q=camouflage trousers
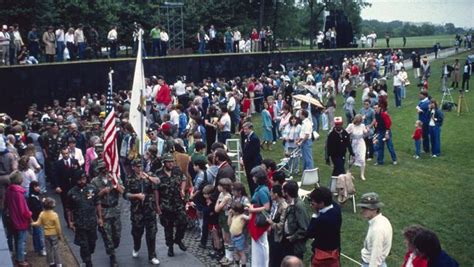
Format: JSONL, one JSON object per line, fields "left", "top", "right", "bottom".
{"left": 98, "top": 215, "right": 121, "bottom": 256}
{"left": 131, "top": 213, "right": 157, "bottom": 260}
{"left": 159, "top": 210, "right": 187, "bottom": 247}
{"left": 74, "top": 228, "right": 97, "bottom": 263}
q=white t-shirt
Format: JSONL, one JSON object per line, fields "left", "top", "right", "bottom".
{"left": 169, "top": 110, "right": 179, "bottom": 126}
{"left": 299, "top": 117, "right": 313, "bottom": 139}
{"left": 227, "top": 96, "right": 236, "bottom": 112}
{"left": 220, "top": 113, "right": 231, "bottom": 132}
{"left": 174, "top": 81, "right": 186, "bottom": 96}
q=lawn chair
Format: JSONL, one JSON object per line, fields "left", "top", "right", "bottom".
{"left": 329, "top": 173, "right": 357, "bottom": 213}
{"left": 297, "top": 168, "right": 320, "bottom": 200}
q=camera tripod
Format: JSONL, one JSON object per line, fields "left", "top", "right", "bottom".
{"left": 441, "top": 86, "right": 454, "bottom": 107}
{"left": 457, "top": 91, "right": 469, "bottom": 116}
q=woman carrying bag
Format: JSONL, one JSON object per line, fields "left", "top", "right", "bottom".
{"left": 247, "top": 166, "right": 271, "bottom": 267}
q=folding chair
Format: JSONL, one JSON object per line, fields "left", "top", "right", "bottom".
{"left": 329, "top": 175, "right": 356, "bottom": 213}
{"left": 297, "top": 168, "right": 320, "bottom": 200}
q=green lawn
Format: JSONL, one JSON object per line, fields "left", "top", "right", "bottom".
{"left": 284, "top": 34, "right": 456, "bottom": 50}
{"left": 245, "top": 51, "right": 474, "bottom": 265}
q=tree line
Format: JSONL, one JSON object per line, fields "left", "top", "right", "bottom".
{"left": 0, "top": 0, "right": 368, "bottom": 49}
{"left": 360, "top": 19, "right": 468, "bottom": 38}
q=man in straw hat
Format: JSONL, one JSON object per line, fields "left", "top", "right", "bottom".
{"left": 357, "top": 192, "right": 392, "bottom": 267}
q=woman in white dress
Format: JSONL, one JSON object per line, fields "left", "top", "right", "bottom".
{"left": 346, "top": 114, "right": 368, "bottom": 180}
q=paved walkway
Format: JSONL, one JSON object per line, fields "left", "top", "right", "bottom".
{"left": 52, "top": 193, "right": 207, "bottom": 267}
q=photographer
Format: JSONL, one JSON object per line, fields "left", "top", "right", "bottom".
{"left": 132, "top": 23, "right": 146, "bottom": 57}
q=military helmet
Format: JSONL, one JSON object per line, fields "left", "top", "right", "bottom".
{"left": 96, "top": 158, "right": 106, "bottom": 170}
{"left": 131, "top": 158, "right": 142, "bottom": 166}
{"left": 162, "top": 153, "right": 174, "bottom": 162}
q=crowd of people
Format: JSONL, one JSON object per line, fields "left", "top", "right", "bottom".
{"left": 0, "top": 45, "right": 463, "bottom": 267}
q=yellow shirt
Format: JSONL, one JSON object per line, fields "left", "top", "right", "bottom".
{"left": 32, "top": 210, "right": 62, "bottom": 237}
{"left": 229, "top": 214, "right": 247, "bottom": 236}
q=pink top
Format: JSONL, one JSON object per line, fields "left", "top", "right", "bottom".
{"left": 5, "top": 184, "right": 32, "bottom": 230}
{"left": 85, "top": 147, "right": 97, "bottom": 176}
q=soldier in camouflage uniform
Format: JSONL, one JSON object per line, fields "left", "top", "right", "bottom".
{"left": 155, "top": 153, "right": 188, "bottom": 257}
{"left": 124, "top": 158, "right": 161, "bottom": 265}
{"left": 43, "top": 122, "right": 63, "bottom": 183}
{"left": 91, "top": 159, "right": 123, "bottom": 267}
{"left": 88, "top": 143, "right": 104, "bottom": 179}
{"left": 67, "top": 169, "right": 103, "bottom": 267}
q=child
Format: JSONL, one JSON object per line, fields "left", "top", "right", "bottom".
{"left": 231, "top": 182, "right": 250, "bottom": 208}
{"left": 412, "top": 120, "right": 423, "bottom": 159}
{"left": 202, "top": 185, "right": 221, "bottom": 258}
{"left": 27, "top": 181, "right": 46, "bottom": 256}
{"left": 32, "top": 197, "right": 62, "bottom": 267}
{"left": 215, "top": 178, "right": 233, "bottom": 265}
{"left": 227, "top": 203, "right": 249, "bottom": 267}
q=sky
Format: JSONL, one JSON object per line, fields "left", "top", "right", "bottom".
{"left": 360, "top": 0, "right": 474, "bottom": 29}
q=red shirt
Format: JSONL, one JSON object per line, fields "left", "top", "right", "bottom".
{"left": 251, "top": 32, "right": 259, "bottom": 41}
{"left": 242, "top": 98, "right": 251, "bottom": 113}
{"left": 412, "top": 127, "right": 422, "bottom": 140}
{"left": 248, "top": 82, "right": 255, "bottom": 92}
{"left": 380, "top": 111, "right": 392, "bottom": 130}
{"left": 155, "top": 83, "right": 172, "bottom": 105}
{"left": 350, "top": 65, "right": 360, "bottom": 75}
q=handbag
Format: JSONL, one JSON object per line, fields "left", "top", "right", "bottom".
{"left": 255, "top": 210, "right": 270, "bottom": 227}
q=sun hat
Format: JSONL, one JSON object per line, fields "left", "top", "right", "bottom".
{"left": 357, "top": 192, "right": 384, "bottom": 209}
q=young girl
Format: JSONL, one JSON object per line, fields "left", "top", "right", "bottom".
{"left": 282, "top": 115, "right": 301, "bottom": 174}
{"left": 227, "top": 203, "right": 249, "bottom": 267}
{"left": 215, "top": 178, "right": 233, "bottom": 265}
{"left": 27, "top": 181, "right": 45, "bottom": 256}
{"left": 231, "top": 182, "right": 250, "bottom": 208}
{"left": 32, "top": 197, "right": 62, "bottom": 267}
{"left": 412, "top": 120, "right": 423, "bottom": 159}
{"left": 19, "top": 155, "right": 37, "bottom": 194}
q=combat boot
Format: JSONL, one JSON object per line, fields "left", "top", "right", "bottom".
{"left": 175, "top": 241, "right": 187, "bottom": 251}
{"left": 110, "top": 255, "right": 118, "bottom": 267}
{"left": 167, "top": 246, "right": 174, "bottom": 257}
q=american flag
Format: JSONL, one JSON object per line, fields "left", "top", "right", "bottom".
{"left": 103, "top": 70, "right": 120, "bottom": 185}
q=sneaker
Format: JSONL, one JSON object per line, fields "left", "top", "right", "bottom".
{"left": 41, "top": 249, "right": 47, "bottom": 256}
{"left": 367, "top": 158, "right": 372, "bottom": 161}
{"left": 150, "top": 257, "right": 160, "bottom": 265}
{"left": 132, "top": 250, "right": 139, "bottom": 258}
{"left": 272, "top": 141, "right": 276, "bottom": 145}
{"left": 393, "top": 161, "right": 398, "bottom": 165}
{"left": 414, "top": 155, "right": 420, "bottom": 159}
{"left": 432, "top": 155, "right": 438, "bottom": 158}
{"left": 219, "top": 257, "right": 232, "bottom": 265}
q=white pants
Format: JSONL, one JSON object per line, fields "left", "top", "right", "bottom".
{"left": 251, "top": 232, "right": 269, "bottom": 267}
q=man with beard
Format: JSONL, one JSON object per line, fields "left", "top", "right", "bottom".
{"left": 67, "top": 170, "right": 103, "bottom": 267}
{"left": 325, "top": 117, "right": 354, "bottom": 176}
{"left": 155, "top": 153, "right": 188, "bottom": 257}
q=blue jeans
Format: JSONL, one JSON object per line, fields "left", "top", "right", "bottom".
{"left": 301, "top": 140, "right": 314, "bottom": 171}
{"left": 225, "top": 41, "right": 233, "bottom": 53}
{"left": 32, "top": 226, "right": 45, "bottom": 252}
{"left": 198, "top": 40, "right": 206, "bottom": 54}
{"left": 415, "top": 139, "right": 421, "bottom": 156}
{"left": 429, "top": 125, "right": 441, "bottom": 156}
{"left": 422, "top": 124, "right": 430, "bottom": 153}
{"left": 312, "top": 113, "right": 321, "bottom": 133}
{"left": 77, "top": 42, "right": 86, "bottom": 59}
{"left": 152, "top": 39, "right": 161, "bottom": 56}
{"left": 401, "top": 85, "right": 406, "bottom": 98}
{"left": 376, "top": 131, "right": 397, "bottom": 164}
{"left": 394, "top": 86, "right": 401, "bottom": 107}
{"left": 56, "top": 41, "right": 65, "bottom": 62}
{"left": 15, "top": 230, "right": 28, "bottom": 262}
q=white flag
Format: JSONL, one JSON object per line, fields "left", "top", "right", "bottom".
{"left": 129, "top": 30, "right": 147, "bottom": 155}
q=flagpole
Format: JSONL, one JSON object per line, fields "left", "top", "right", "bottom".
{"left": 139, "top": 30, "right": 145, "bottom": 156}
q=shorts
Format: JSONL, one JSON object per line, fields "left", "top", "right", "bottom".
{"left": 231, "top": 234, "right": 246, "bottom": 251}
{"left": 218, "top": 213, "right": 229, "bottom": 233}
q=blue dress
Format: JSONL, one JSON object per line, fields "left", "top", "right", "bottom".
{"left": 262, "top": 109, "right": 273, "bottom": 141}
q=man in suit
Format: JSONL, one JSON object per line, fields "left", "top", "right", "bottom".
{"left": 214, "top": 148, "right": 235, "bottom": 185}
{"left": 306, "top": 187, "right": 342, "bottom": 266}
{"left": 241, "top": 122, "right": 262, "bottom": 195}
{"left": 53, "top": 146, "right": 80, "bottom": 226}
